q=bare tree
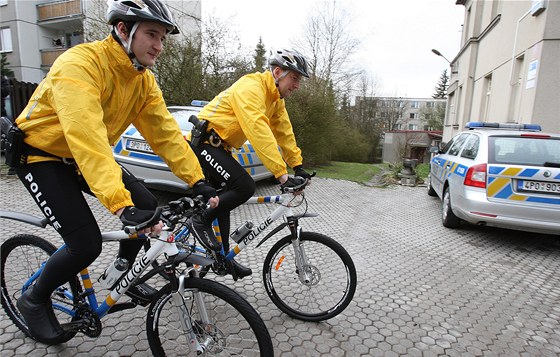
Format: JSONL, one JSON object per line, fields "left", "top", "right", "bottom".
{"left": 296, "top": 2, "right": 361, "bottom": 94}
{"left": 83, "top": 0, "right": 110, "bottom": 42}
{"left": 419, "top": 102, "right": 446, "bottom": 130}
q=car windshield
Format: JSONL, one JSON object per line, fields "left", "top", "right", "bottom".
{"left": 168, "top": 109, "right": 199, "bottom": 131}
{"left": 490, "top": 136, "right": 560, "bottom": 166}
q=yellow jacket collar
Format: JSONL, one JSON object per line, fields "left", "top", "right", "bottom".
{"left": 105, "top": 35, "right": 145, "bottom": 76}
{"left": 265, "top": 70, "right": 282, "bottom": 101}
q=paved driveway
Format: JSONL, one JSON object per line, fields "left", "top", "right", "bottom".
{"left": 1, "top": 169, "right": 559, "bottom": 356}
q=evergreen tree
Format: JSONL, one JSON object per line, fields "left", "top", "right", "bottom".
{"left": 432, "top": 69, "right": 449, "bottom": 99}
{"left": 253, "top": 37, "right": 267, "bottom": 72}
{"left": 1, "top": 53, "right": 14, "bottom": 77}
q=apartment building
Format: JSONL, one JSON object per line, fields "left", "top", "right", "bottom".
{"left": 0, "top": 0, "right": 201, "bottom": 84}
{"left": 353, "top": 96, "right": 446, "bottom": 163}
{"left": 444, "top": 0, "right": 559, "bottom": 142}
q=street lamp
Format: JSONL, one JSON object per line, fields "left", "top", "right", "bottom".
{"left": 431, "top": 49, "right": 451, "bottom": 64}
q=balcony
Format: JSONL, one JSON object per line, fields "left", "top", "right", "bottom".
{"left": 41, "top": 48, "right": 67, "bottom": 68}
{"left": 37, "top": 0, "right": 83, "bottom": 31}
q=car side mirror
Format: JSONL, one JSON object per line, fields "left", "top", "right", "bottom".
{"left": 429, "top": 146, "right": 440, "bottom": 154}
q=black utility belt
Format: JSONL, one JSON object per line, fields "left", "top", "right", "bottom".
{"left": 0, "top": 117, "right": 73, "bottom": 167}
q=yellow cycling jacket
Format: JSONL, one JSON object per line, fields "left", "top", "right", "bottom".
{"left": 15, "top": 35, "right": 204, "bottom": 213}
{"left": 197, "top": 71, "right": 303, "bottom": 178}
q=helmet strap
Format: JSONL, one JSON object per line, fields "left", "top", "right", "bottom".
{"left": 271, "top": 66, "right": 289, "bottom": 88}
{"left": 113, "top": 22, "right": 146, "bottom": 71}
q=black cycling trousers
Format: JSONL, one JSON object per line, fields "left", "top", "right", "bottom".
{"left": 189, "top": 143, "right": 256, "bottom": 251}
{"left": 15, "top": 161, "right": 157, "bottom": 302}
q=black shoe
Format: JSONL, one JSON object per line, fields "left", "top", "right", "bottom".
{"left": 231, "top": 259, "right": 252, "bottom": 279}
{"left": 16, "top": 286, "right": 66, "bottom": 344}
{"left": 125, "top": 282, "right": 157, "bottom": 303}
{"left": 188, "top": 215, "right": 220, "bottom": 251}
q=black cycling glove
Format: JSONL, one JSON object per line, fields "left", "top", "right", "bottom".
{"left": 192, "top": 180, "right": 217, "bottom": 201}
{"left": 294, "top": 165, "right": 312, "bottom": 180}
{"left": 119, "top": 206, "right": 159, "bottom": 227}
{"left": 280, "top": 176, "right": 307, "bottom": 193}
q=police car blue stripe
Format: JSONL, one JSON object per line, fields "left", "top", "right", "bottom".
{"left": 125, "top": 127, "right": 138, "bottom": 135}
{"left": 489, "top": 166, "right": 505, "bottom": 175}
{"left": 555, "top": 173, "right": 560, "bottom": 180}
{"left": 453, "top": 164, "right": 468, "bottom": 177}
{"left": 526, "top": 196, "right": 560, "bottom": 205}
{"left": 236, "top": 154, "right": 246, "bottom": 165}
{"left": 494, "top": 183, "right": 514, "bottom": 199}
{"left": 518, "top": 168, "right": 539, "bottom": 177}
{"left": 114, "top": 140, "right": 123, "bottom": 151}
{"left": 128, "top": 152, "right": 163, "bottom": 162}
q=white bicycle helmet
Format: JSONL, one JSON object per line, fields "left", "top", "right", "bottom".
{"left": 107, "top": 0, "right": 179, "bottom": 34}
{"left": 268, "top": 49, "right": 310, "bottom": 78}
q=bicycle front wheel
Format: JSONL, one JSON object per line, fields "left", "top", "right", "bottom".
{"left": 1, "top": 234, "right": 79, "bottom": 342}
{"left": 147, "top": 278, "right": 273, "bottom": 357}
{"left": 263, "top": 231, "right": 357, "bottom": 321}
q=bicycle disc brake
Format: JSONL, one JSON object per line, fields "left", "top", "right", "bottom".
{"left": 297, "top": 265, "right": 321, "bottom": 286}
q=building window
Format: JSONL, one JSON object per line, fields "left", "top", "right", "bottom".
{"left": 411, "top": 101, "right": 419, "bottom": 109}
{"left": 480, "top": 74, "right": 492, "bottom": 122}
{"left": 409, "top": 113, "right": 417, "bottom": 119}
{"left": 426, "top": 101, "right": 434, "bottom": 108}
{"left": 0, "top": 27, "right": 13, "bottom": 52}
{"left": 408, "top": 124, "right": 418, "bottom": 130}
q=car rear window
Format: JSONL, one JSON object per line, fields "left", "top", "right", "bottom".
{"left": 169, "top": 109, "right": 199, "bottom": 131}
{"left": 490, "top": 136, "right": 560, "bottom": 166}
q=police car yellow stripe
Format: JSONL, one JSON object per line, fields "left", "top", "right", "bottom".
{"left": 487, "top": 165, "right": 560, "bottom": 205}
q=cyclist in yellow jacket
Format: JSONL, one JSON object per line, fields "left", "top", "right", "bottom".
{"left": 14, "top": 0, "right": 218, "bottom": 344}
{"left": 190, "top": 49, "right": 313, "bottom": 279}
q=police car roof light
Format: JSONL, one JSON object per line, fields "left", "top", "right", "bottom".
{"left": 465, "top": 122, "right": 542, "bottom": 131}
{"left": 190, "top": 100, "right": 209, "bottom": 107}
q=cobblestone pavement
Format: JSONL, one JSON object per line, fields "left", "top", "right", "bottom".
{"left": 1, "top": 166, "right": 559, "bottom": 356}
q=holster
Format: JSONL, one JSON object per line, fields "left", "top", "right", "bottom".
{"left": 1, "top": 116, "right": 25, "bottom": 167}
{"left": 189, "top": 115, "right": 210, "bottom": 148}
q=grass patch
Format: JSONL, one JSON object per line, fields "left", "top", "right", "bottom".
{"left": 308, "top": 161, "right": 382, "bottom": 184}
{"left": 415, "top": 163, "right": 430, "bottom": 180}
{"left": 307, "top": 161, "right": 430, "bottom": 184}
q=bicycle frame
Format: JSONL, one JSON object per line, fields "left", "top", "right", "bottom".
{"left": 1, "top": 208, "right": 244, "bottom": 354}
{"left": 21, "top": 230, "right": 180, "bottom": 319}
{"left": 176, "top": 193, "right": 318, "bottom": 273}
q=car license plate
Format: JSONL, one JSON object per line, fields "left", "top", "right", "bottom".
{"left": 125, "top": 139, "right": 153, "bottom": 153}
{"left": 518, "top": 180, "right": 560, "bottom": 194}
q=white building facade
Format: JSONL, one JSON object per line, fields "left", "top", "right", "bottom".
{"left": 0, "top": 0, "right": 201, "bottom": 83}
{"left": 445, "top": 0, "right": 560, "bottom": 142}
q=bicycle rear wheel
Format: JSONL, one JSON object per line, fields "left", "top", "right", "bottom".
{"left": 1, "top": 234, "right": 79, "bottom": 342}
{"left": 147, "top": 278, "right": 273, "bottom": 357}
{"left": 263, "top": 231, "right": 357, "bottom": 321}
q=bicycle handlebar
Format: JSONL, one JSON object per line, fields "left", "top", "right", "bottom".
{"left": 123, "top": 207, "right": 163, "bottom": 234}
{"left": 280, "top": 171, "right": 316, "bottom": 193}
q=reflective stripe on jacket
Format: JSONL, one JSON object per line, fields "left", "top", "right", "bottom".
{"left": 15, "top": 35, "right": 204, "bottom": 213}
{"left": 197, "top": 71, "right": 303, "bottom": 178}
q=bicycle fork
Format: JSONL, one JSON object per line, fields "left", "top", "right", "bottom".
{"left": 171, "top": 274, "right": 214, "bottom": 354}
{"left": 288, "top": 219, "right": 314, "bottom": 286}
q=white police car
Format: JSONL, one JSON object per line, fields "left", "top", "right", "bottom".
{"left": 113, "top": 101, "right": 273, "bottom": 193}
{"left": 428, "top": 122, "right": 560, "bottom": 235}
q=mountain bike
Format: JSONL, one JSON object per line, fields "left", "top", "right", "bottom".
{"left": 0, "top": 198, "right": 274, "bottom": 356}
{"left": 159, "top": 177, "right": 357, "bottom": 322}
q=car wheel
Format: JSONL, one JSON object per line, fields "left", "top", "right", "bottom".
{"left": 427, "top": 175, "right": 437, "bottom": 197}
{"left": 442, "top": 186, "right": 461, "bottom": 228}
